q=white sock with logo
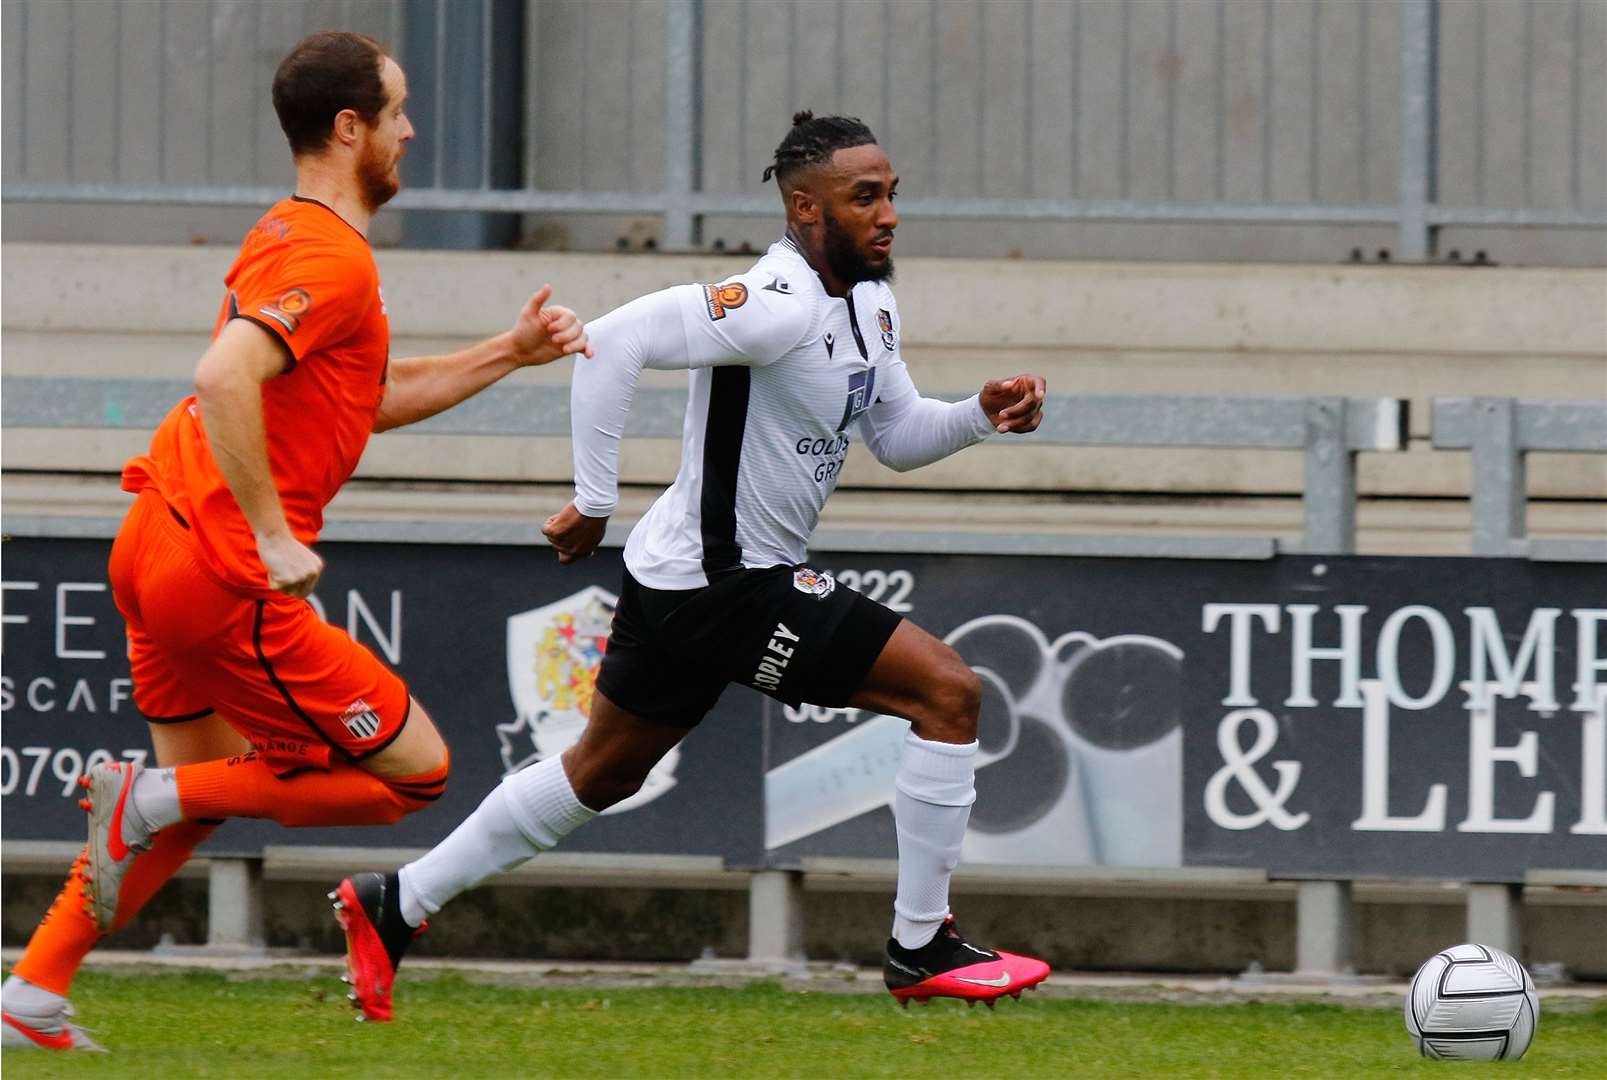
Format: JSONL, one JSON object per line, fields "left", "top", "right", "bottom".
{"left": 890, "top": 732, "right": 978, "bottom": 950}
{"left": 397, "top": 755, "right": 597, "bottom": 928}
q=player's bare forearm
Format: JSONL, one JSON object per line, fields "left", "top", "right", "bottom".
{"left": 373, "top": 335, "right": 522, "bottom": 431}
{"left": 194, "top": 323, "right": 295, "bottom": 544}
{"left": 194, "top": 321, "right": 325, "bottom": 596}
{"left": 375, "top": 288, "right": 590, "bottom": 432}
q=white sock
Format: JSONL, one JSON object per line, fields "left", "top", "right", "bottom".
{"left": 890, "top": 733, "right": 977, "bottom": 950}
{"left": 129, "top": 766, "right": 182, "bottom": 835}
{"left": 397, "top": 755, "right": 596, "bottom": 928}
{"left": 1, "top": 974, "right": 66, "bottom": 1016}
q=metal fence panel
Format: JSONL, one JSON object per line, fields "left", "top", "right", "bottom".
{"left": 1, "top": 0, "right": 1602, "bottom": 260}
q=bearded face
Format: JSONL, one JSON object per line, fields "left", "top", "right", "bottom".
{"left": 821, "top": 207, "right": 895, "bottom": 286}
{"left": 356, "top": 129, "right": 403, "bottom": 212}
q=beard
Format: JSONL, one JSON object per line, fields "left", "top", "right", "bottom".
{"left": 357, "top": 140, "right": 401, "bottom": 212}
{"left": 821, "top": 209, "right": 894, "bottom": 285}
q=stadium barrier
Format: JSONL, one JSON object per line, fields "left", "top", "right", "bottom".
{"left": 1432, "top": 398, "right": 1607, "bottom": 561}
{"left": 4, "top": 392, "right": 1605, "bottom": 977}
{"left": 1, "top": 376, "right": 1407, "bottom": 555}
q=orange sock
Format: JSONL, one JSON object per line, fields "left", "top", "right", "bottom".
{"left": 11, "top": 850, "right": 97, "bottom": 997}
{"left": 175, "top": 756, "right": 448, "bottom": 827}
{"left": 111, "top": 820, "right": 218, "bottom": 932}
{"left": 11, "top": 820, "right": 216, "bottom": 996}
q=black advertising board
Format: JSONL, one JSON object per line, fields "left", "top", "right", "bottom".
{"left": 767, "top": 551, "right": 1605, "bottom": 883}
{"left": 0, "top": 538, "right": 764, "bottom": 864}
{"left": 1177, "top": 556, "right": 1606, "bottom": 881}
{"left": 3, "top": 538, "right": 1603, "bottom": 882}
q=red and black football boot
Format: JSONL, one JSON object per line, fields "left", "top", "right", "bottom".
{"left": 883, "top": 916, "right": 1050, "bottom": 1007}
{"left": 330, "top": 871, "right": 425, "bottom": 1023}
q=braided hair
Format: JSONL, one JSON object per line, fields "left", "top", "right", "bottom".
{"left": 762, "top": 111, "right": 877, "bottom": 188}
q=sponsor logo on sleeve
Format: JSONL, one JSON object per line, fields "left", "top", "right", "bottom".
{"left": 702, "top": 281, "right": 749, "bottom": 321}
{"left": 258, "top": 287, "right": 312, "bottom": 333}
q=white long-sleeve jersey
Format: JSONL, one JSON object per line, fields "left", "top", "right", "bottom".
{"left": 572, "top": 236, "right": 996, "bottom": 591}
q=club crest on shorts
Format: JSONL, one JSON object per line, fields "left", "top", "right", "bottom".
{"left": 338, "top": 699, "right": 382, "bottom": 740}
{"left": 793, "top": 567, "right": 836, "bottom": 598}
{"left": 877, "top": 308, "right": 896, "bottom": 351}
{"left": 498, "top": 584, "right": 680, "bottom": 814}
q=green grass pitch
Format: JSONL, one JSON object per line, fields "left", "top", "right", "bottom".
{"left": 4, "top": 970, "right": 1605, "bottom": 1078}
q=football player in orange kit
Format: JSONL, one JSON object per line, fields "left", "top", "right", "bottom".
{"left": 0, "top": 30, "right": 591, "bottom": 1050}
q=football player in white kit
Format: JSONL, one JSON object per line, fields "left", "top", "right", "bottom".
{"left": 332, "top": 113, "right": 1051, "bottom": 1020}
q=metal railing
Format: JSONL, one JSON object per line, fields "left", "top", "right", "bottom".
{"left": 1432, "top": 397, "right": 1607, "bottom": 561}
{"left": 3, "top": 0, "right": 1603, "bottom": 260}
{"left": 1, "top": 375, "right": 1408, "bottom": 556}
{"left": 11, "top": 381, "right": 1607, "bottom": 565}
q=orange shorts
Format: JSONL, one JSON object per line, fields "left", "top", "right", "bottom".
{"left": 108, "top": 488, "right": 410, "bottom": 770}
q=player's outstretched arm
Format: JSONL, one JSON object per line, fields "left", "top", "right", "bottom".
{"left": 979, "top": 375, "right": 1047, "bottom": 434}
{"left": 858, "top": 359, "right": 1031, "bottom": 473}
{"left": 193, "top": 320, "right": 325, "bottom": 598}
{"left": 374, "top": 284, "right": 592, "bottom": 432}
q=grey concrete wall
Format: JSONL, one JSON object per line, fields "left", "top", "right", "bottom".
{"left": 3, "top": 0, "right": 1603, "bottom": 263}
{"left": 3, "top": 243, "right": 1603, "bottom": 555}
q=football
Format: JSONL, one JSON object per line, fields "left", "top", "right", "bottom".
{"left": 1405, "top": 943, "right": 1539, "bottom": 1061}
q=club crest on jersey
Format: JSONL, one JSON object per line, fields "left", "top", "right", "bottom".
{"left": 702, "top": 281, "right": 749, "bottom": 321}
{"left": 499, "top": 586, "right": 680, "bottom": 814}
{"left": 337, "top": 699, "right": 382, "bottom": 740}
{"left": 836, "top": 365, "right": 878, "bottom": 432}
{"left": 793, "top": 567, "right": 836, "bottom": 598}
{"left": 877, "top": 308, "right": 896, "bottom": 351}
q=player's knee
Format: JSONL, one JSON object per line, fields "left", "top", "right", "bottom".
{"left": 382, "top": 747, "right": 451, "bottom": 819}
{"left": 413, "top": 738, "right": 451, "bottom": 778}
{"left": 405, "top": 711, "right": 451, "bottom": 774}
{"left": 947, "top": 666, "right": 983, "bottom": 738}
{"left": 366, "top": 699, "right": 451, "bottom": 779}
{"left": 917, "top": 661, "right": 981, "bottom": 744}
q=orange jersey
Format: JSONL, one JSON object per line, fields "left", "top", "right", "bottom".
{"left": 122, "top": 197, "right": 389, "bottom": 595}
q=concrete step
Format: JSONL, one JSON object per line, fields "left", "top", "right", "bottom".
{"left": 5, "top": 472, "right": 1604, "bottom": 557}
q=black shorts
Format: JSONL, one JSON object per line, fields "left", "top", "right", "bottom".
{"left": 595, "top": 564, "right": 904, "bottom": 728}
